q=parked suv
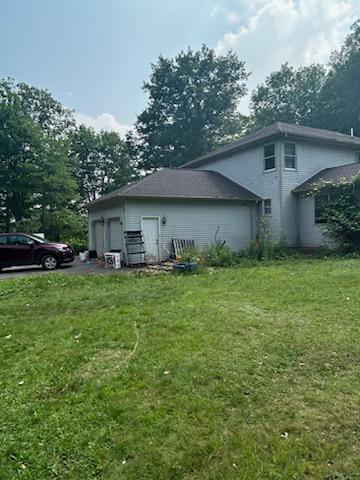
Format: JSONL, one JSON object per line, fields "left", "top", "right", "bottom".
{"left": 0, "top": 233, "right": 74, "bottom": 271}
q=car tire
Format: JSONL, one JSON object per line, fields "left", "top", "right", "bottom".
{"left": 41, "top": 254, "right": 59, "bottom": 271}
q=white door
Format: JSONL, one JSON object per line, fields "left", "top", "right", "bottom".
{"left": 141, "top": 217, "right": 160, "bottom": 263}
{"left": 94, "top": 221, "right": 104, "bottom": 254}
{"left": 109, "top": 219, "right": 122, "bottom": 251}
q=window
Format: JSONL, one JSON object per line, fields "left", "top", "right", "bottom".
{"left": 263, "top": 199, "right": 272, "bottom": 215}
{"left": 314, "top": 193, "right": 331, "bottom": 224}
{"left": 8, "top": 235, "right": 33, "bottom": 246}
{"left": 264, "top": 144, "right": 276, "bottom": 171}
{"left": 0, "top": 236, "right": 7, "bottom": 245}
{"left": 284, "top": 143, "right": 296, "bottom": 169}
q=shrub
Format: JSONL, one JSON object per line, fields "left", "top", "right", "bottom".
{"left": 67, "top": 238, "right": 88, "bottom": 255}
{"left": 177, "top": 246, "right": 201, "bottom": 263}
{"left": 309, "top": 175, "right": 360, "bottom": 250}
{"left": 241, "top": 216, "right": 289, "bottom": 261}
{"left": 203, "top": 243, "right": 238, "bottom": 267}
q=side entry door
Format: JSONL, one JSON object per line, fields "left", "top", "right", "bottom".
{"left": 141, "top": 217, "right": 160, "bottom": 263}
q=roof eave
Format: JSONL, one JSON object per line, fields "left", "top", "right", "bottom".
{"left": 87, "top": 193, "right": 261, "bottom": 208}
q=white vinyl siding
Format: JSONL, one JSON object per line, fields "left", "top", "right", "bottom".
{"left": 298, "top": 196, "right": 329, "bottom": 247}
{"left": 125, "top": 199, "right": 256, "bottom": 261}
{"left": 192, "top": 142, "right": 282, "bottom": 241}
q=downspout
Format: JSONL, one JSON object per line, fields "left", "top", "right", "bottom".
{"left": 278, "top": 139, "right": 285, "bottom": 241}
{"left": 124, "top": 200, "right": 128, "bottom": 264}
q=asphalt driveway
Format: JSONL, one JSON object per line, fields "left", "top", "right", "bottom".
{"left": 0, "top": 258, "right": 119, "bottom": 280}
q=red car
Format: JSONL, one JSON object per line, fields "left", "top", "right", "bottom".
{"left": 0, "top": 233, "right": 75, "bottom": 271}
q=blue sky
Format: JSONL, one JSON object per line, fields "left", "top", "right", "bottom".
{"left": 1, "top": 0, "right": 359, "bottom": 136}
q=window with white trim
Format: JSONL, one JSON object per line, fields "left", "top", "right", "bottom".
{"left": 264, "top": 144, "right": 276, "bottom": 171}
{"left": 284, "top": 143, "right": 296, "bottom": 169}
{"left": 263, "top": 199, "right": 272, "bottom": 215}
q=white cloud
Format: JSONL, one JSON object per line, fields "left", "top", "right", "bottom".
{"left": 74, "top": 112, "right": 131, "bottom": 138}
{"left": 215, "top": 0, "right": 359, "bottom": 112}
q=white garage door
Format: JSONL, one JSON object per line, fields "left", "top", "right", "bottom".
{"left": 94, "top": 221, "right": 104, "bottom": 254}
{"left": 109, "top": 218, "right": 122, "bottom": 251}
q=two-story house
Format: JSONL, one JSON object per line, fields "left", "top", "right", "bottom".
{"left": 87, "top": 122, "right": 360, "bottom": 262}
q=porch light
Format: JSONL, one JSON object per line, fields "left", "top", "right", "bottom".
{"left": 162, "top": 215, "right": 167, "bottom": 225}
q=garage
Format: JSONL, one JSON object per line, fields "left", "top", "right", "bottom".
{"left": 109, "top": 218, "right": 122, "bottom": 251}
{"left": 94, "top": 221, "right": 104, "bottom": 254}
{"left": 87, "top": 169, "right": 260, "bottom": 262}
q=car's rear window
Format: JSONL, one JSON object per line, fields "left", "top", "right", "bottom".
{"left": 0, "top": 236, "right": 7, "bottom": 245}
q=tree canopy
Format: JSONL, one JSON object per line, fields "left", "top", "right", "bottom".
{"left": 0, "top": 79, "right": 134, "bottom": 241}
{"left": 250, "top": 19, "right": 360, "bottom": 135}
{"left": 132, "top": 45, "right": 249, "bottom": 170}
{"left": 318, "top": 20, "right": 360, "bottom": 135}
{"left": 250, "top": 63, "right": 327, "bottom": 129}
{"left": 69, "top": 126, "right": 136, "bottom": 204}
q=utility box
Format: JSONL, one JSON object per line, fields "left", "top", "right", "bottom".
{"left": 104, "top": 252, "right": 121, "bottom": 269}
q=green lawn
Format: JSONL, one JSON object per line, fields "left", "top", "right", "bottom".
{"left": 0, "top": 259, "right": 359, "bottom": 480}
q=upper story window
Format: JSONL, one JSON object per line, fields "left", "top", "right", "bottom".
{"left": 264, "top": 144, "right": 275, "bottom": 171}
{"left": 284, "top": 143, "right": 297, "bottom": 169}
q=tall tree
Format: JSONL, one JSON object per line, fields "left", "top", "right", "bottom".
{"left": 0, "top": 78, "right": 75, "bottom": 137}
{"left": 132, "top": 45, "right": 249, "bottom": 170}
{"left": 0, "top": 79, "right": 78, "bottom": 236}
{"left": 250, "top": 63, "right": 327, "bottom": 130}
{"left": 70, "top": 126, "right": 135, "bottom": 204}
{"left": 319, "top": 19, "right": 360, "bottom": 135}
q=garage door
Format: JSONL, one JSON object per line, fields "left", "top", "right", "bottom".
{"left": 94, "top": 221, "right": 104, "bottom": 254}
{"left": 109, "top": 218, "right": 122, "bottom": 251}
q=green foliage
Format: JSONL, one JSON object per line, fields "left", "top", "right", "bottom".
{"left": 241, "top": 217, "right": 289, "bottom": 261}
{"left": 0, "top": 78, "right": 135, "bottom": 241}
{"left": 132, "top": 45, "right": 249, "bottom": 170}
{"left": 0, "top": 84, "right": 79, "bottom": 234}
{"left": 69, "top": 125, "right": 136, "bottom": 204}
{"left": 0, "top": 259, "right": 360, "bottom": 478}
{"left": 0, "top": 78, "right": 75, "bottom": 137}
{"left": 177, "top": 245, "right": 200, "bottom": 263}
{"left": 67, "top": 238, "right": 88, "bottom": 255}
{"left": 202, "top": 242, "right": 238, "bottom": 267}
{"left": 319, "top": 20, "right": 360, "bottom": 135}
{"left": 250, "top": 63, "right": 326, "bottom": 129}
{"left": 249, "top": 20, "right": 360, "bottom": 135}
{"left": 310, "top": 175, "right": 360, "bottom": 250}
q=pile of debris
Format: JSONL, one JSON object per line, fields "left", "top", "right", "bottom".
{"left": 128, "top": 261, "right": 175, "bottom": 275}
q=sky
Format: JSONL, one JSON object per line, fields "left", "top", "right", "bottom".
{"left": 1, "top": 0, "right": 359, "bottom": 137}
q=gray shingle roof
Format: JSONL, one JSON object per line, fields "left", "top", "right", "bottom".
{"left": 293, "top": 163, "right": 360, "bottom": 193}
{"left": 182, "top": 122, "right": 360, "bottom": 168}
{"left": 86, "top": 168, "right": 261, "bottom": 207}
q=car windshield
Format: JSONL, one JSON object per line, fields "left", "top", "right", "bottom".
{"left": 31, "top": 234, "right": 50, "bottom": 243}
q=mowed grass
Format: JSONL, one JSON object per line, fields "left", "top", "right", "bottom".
{"left": 0, "top": 259, "right": 359, "bottom": 480}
